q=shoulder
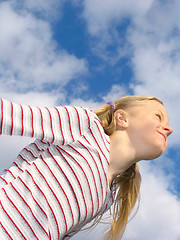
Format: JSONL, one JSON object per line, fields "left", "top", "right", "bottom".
{"left": 56, "top": 105, "right": 99, "bottom": 123}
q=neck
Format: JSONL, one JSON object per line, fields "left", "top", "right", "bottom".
{"left": 108, "top": 131, "right": 137, "bottom": 187}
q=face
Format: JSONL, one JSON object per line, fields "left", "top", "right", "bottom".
{"left": 126, "top": 100, "right": 173, "bottom": 161}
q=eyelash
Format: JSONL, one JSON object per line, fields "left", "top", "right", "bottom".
{"left": 156, "top": 114, "right": 162, "bottom": 120}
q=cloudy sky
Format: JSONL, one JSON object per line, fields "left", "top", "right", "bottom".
{"left": 0, "top": 0, "right": 180, "bottom": 239}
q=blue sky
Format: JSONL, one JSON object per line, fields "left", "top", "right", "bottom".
{"left": 0, "top": 0, "right": 180, "bottom": 239}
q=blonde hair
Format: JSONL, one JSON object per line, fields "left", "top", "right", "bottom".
{"left": 94, "top": 95, "right": 163, "bottom": 240}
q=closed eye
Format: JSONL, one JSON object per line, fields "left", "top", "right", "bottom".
{"left": 156, "top": 114, "right": 162, "bottom": 120}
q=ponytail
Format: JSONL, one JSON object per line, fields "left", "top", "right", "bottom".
{"left": 105, "top": 163, "right": 141, "bottom": 239}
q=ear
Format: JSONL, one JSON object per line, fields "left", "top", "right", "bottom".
{"left": 114, "top": 109, "right": 128, "bottom": 129}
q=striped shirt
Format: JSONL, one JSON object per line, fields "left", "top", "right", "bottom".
{"left": 0, "top": 98, "right": 116, "bottom": 240}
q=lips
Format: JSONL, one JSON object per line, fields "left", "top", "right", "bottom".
{"left": 157, "top": 131, "right": 166, "bottom": 141}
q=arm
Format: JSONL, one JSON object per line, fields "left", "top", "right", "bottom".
{"left": 0, "top": 98, "right": 93, "bottom": 144}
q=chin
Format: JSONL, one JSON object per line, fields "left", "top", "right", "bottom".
{"left": 154, "top": 149, "right": 166, "bottom": 159}
{"left": 144, "top": 146, "right": 166, "bottom": 160}
{"left": 152, "top": 141, "right": 167, "bottom": 158}
{"left": 153, "top": 151, "right": 164, "bottom": 159}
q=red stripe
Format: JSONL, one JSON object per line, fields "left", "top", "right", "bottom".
{"left": 47, "top": 149, "right": 82, "bottom": 224}
{"left": 25, "top": 170, "right": 48, "bottom": 218}
{"left": 68, "top": 144, "right": 100, "bottom": 214}
{"left": 96, "top": 118, "right": 110, "bottom": 143}
{"left": 5, "top": 169, "right": 16, "bottom": 179}
{"left": 0, "top": 99, "right": 3, "bottom": 134}
{"left": 10, "top": 102, "right": 13, "bottom": 135}
{"left": 51, "top": 147, "right": 85, "bottom": 224}
{"left": 78, "top": 140, "right": 104, "bottom": 205}
{"left": 20, "top": 104, "right": 24, "bottom": 136}
{"left": 83, "top": 109, "right": 109, "bottom": 165}
{"left": 49, "top": 230, "right": 52, "bottom": 240}
{"left": 41, "top": 140, "right": 49, "bottom": 145}
{"left": 8, "top": 184, "right": 40, "bottom": 239}
{"left": 73, "top": 107, "right": 82, "bottom": 135}
{"left": 45, "top": 107, "right": 55, "bottom": 143}
{"left": 33, "top": 162, "right": 61, "bottom": 238}
{"left": 95, "top": 116, "right": 110, "bottom": 143}
{"left": 19, "top": 154, "right": 31, "bottom": 165}
{"left": 84, "top": 108, "right": 91, "bottom": 129}
{"left": 55, "top": 107, "right": 65, "bottom": 145}
{"left": 96, "top": 150, "right": 108, "bottom": 191}
{"left": 29, "top": 106, "right": 34, "bottom": 137}
{"left": 39, "top": 155, "right": 68, "bottom": 231}
{"left": 38, "top": 108, "right": 44, "bottom": 140}
{"left": 83, "top": 135, "right": 108, "bottom": 192}
{"left": 3, "top": 163, "right": 47, "bottom": 222}
{"left": 13, "top": 162, "right": 23, "bottom": 172}
{"left": 0, "top": 176, "right": 8, "bottom": 185}
{"left": 94, "top": 121, "right": 110, "bottom": 153}
{"left": 24, "top": 170, "right": 53, "bottom": 240}
{"left": 18, "top": 177, "right": 49, "bottom": 237}
{"left": 0, "top": 221, "right": 13, "bottom": 240}
{"left": 57, "top": 146, "right": 94, "bottom": 218}
{"left": 1, "top": 191, "right": 28, "bottom": 240}
{"left": 40, "top": 154, "right": 75, "bottom": 228}
{"left": 24, "top": 148, "right": 37, "bottom": 158}
{"left": 64, "top": 107, "right": 74, "bottom": 141}
{"left": 104, "top": 203, "right": 109, "bottom": 213}
{"left": 33, "top": 142, "right": 41, "bottom": 151}
{"left": 90, "top": 127, "right": 109, "bottom": 165}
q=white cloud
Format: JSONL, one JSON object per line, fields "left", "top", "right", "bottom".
{"left": 11, "top": 0, "right": 64, "bottom": 20}
{"left": 82, "top": 0, "right": 154, "bottom": 36}
{"left": 68, "top": 84, "right": 129, "bottom": 111}
{"left": 0, "top": 1, "right": 88, "bottom": 93}
{"left": 76, "top": 0, "right": 155, "bottom": 62}
{"left": 69, "top": 98, "right": 101, "bottom": 110}
{"left": 0, "top": 91, "right": 60, "bottom": 106}
{"left": 101, "top": 84, "right": 128, "bottom": 103}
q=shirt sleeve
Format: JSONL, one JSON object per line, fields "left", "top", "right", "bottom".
{"left": 0, "top": 98, "right": 95, "bottom": 144}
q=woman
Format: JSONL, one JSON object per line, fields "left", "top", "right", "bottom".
{"left": 0, "top": 96, "right": 173, "bottom": 240}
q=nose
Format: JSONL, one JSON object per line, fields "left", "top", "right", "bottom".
{"left": 163, "top": 125, "right": 173, "bottom": 137}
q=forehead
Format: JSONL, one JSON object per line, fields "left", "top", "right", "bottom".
{"left": 131, "top": 100, "right": 169, "bottom": 123}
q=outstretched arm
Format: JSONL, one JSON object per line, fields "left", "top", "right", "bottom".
{"left": 0, "top": 98, "right": 94, "bottom": 144}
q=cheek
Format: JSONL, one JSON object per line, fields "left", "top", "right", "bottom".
{"left": 138, "top": 123, "right": 155, "bottom": 140}
{"left": 138, "top": 124, "right": 163, "bottom": 151}
{"left": 128, "top": 119, "right": 156, "bottom": 144}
